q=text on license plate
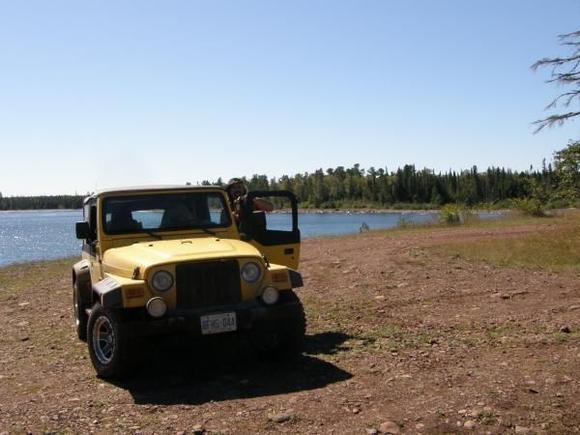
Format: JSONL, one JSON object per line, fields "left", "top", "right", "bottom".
{"left": 200, "top": 312, "right": 237, "bottom": 335}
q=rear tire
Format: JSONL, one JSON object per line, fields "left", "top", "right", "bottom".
{"left": 87, "top": 303, "right": 132, "bottom": 379}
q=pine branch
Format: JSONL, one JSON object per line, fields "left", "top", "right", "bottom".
{"left": 531, "top": 54, "right": 580, "bottom": 71}
{"left": 545, "top": 90, "right": 580, "bottom": 109}
{"left": 546, "top": 71, "right": 580, "bottom": 84}
{"left": 558, "top": 31, "right": 580, "bottom": 40}
{"left": 533, "top": 111, "right": 580, "bottom": 133}
{"left": 532, "top": 31, "right": 580, "bottom": 133}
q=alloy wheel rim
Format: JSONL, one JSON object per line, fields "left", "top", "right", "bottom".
{"left": 92, "top": 316, "right": 115, "bottom": 364}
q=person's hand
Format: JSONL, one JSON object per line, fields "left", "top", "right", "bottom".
{"left": 253, "top": 197, "right": 274, "bottom": 212}
{"left": 234, "top": 194, "right": 245, "bottom": 206}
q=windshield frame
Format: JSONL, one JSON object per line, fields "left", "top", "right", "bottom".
{"left": 101, "top": 191, "right": 233, "bottom": 236}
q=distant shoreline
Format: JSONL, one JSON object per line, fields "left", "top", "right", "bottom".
{"left": 280, "top": 207, "right": 509, "bottom": 214}
{"left": 296, "top": 208, "right": 440, "bottom": 214}
{"left": 0, "top": 208, "right": 81, "bottom": 213}
{"left": 0, "top": 207, "right": 509, "bottom": 214}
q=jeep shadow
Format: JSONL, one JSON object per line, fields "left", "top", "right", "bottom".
{"left": 109, "top": 332, "right": 353, "bottom": 406}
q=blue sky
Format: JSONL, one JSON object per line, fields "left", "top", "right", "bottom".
{"left": 0, "top": 1, "right": 578, "bottom": 195}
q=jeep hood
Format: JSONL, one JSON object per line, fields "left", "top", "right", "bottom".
{"left": 102, "top": 237, "right": 262, "bottom": 277}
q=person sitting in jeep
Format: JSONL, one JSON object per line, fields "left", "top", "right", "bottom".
{"left": 225, "top": 178, "right": 274, "bottom": 225}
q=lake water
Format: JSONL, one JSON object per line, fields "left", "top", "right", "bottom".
{"left": 0, "top": 209, "right": 503, "bottom": 267}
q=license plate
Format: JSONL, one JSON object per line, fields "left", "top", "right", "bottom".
{"left": 200, "top": 312, "right": 237, "bottom": 335}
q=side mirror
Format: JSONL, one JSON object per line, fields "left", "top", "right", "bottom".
{"left": 75, "top": 221, "right": 91, "bottom": 240}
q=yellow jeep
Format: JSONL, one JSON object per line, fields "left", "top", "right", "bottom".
{"left": 72, "top": 185, "right": 304, "bottom": 378}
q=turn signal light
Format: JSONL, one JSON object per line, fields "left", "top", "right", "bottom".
{"left": 271, "top": 271, "right": 288, "bottom": 283}
{"left": 126, "top": 287, "right": 145, "bottom": 299}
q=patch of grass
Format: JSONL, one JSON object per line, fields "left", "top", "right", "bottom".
{"left": 0, "top": 257, "right": 74, "bottom": 301}
{"left": 360, "top": 324, "right": 435, "bottom": 350}
{"left": 485, "top": 325, "right": 518, "bottom": 340}
{"left": 477, "top": 409, "right": 498, "bottom": 425}
{"left": 367, "top": 209, "right": 560, "bottom": 238}
{"left": 436, "top": 212, "right": 580, "bottom": 272}
{"left": 555, "top": 330, "right": 580, "bottom": 343}
{"left": 468, "top": 324, "right": 580, "bottom": 347}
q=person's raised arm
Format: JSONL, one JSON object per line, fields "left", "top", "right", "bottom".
{"left": 253, "top": 197, "right": 274, "bottom": 212}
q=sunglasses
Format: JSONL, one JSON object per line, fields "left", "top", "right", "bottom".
{"left": 229, "top": 187, "right": 245, "bottom": 196}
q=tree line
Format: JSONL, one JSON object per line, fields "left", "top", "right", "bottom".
{"left": 0, "top": 194, "right": 85, "bottom": 211}
{"left": 231, "top": 160, "right": 570, "bottom": 209}
{"left": 2, "top": 143, "right": 578, "bottom": 211}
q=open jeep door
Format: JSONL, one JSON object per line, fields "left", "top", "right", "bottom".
{"left": 239, "top": 190, "right": 300, "bottom": 270}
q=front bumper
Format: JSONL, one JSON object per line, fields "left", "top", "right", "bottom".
{"left": 125, "top": 290, "right": 300, "bottom": 337}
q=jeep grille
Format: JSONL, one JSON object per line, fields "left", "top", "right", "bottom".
{"left": 175, "top": 260, "right": 241, "bottom": 309}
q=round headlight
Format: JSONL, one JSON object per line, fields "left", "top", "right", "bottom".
{"left": 151, "top": 270, "right": 174, "bottom": 292}
{"left": 146, "top": 297, "right": 167, "bottom": 318}
{"left": 261, "top": 286, "right": 279, "bottom": 305}
{"left": 241, "top": 262, "right": 261, "bottom": 283}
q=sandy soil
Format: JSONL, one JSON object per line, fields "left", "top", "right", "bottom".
{"left": 0, "top": 222, "right": 579, "bottom": 434}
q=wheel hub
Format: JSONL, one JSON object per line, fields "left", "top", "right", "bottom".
{"left": 92, "top": 316, "right": 115, "bottom": 365}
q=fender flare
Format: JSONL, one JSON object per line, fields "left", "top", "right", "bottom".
{"left": 72, "top": 260, "right": 92, "bottom": 304}
{"left": 92, "top": 277, "right": 123, "bottom": 308}
{"left": 288, "top": 269, "right": 303, "bottom": 288}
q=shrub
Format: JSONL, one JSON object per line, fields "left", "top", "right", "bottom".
{"left": 440, "top": 204, "right": 462, "bottom": 224}
{"left": 512, "top": 198, "right": 546, "bottom": 217}
{"left": 439, "top": 204, "right": 477, "bottom": 224}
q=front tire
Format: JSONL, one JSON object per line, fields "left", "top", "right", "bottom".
{"left": 254, "top": 292, "right": 306, "bottom": 359}
{"left": 87, "top": 303, "right": 131, "bottom": 379}
{"left": 276, "top": 297, "right": 306, "bottom": 358}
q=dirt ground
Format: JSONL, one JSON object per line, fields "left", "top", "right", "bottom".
{"left": 0, "top": 220, "right": 579, "bottom": 434}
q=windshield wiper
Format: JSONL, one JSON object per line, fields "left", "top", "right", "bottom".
{"left": 142, "top": 229, "right": 163, "bottom": 240}
{"left": 141, "top": 227, "right": 217, "bottom": 238}
{"left": 199, "top": 227, "right": 217, "bottom": 237}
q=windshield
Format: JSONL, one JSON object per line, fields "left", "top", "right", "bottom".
{"left": 102, "top": 192, "right": 231, "bottom": 235}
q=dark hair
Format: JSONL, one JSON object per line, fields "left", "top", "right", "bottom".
{"left": 225, "top": 178, "right": 247, "bottom": 194}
